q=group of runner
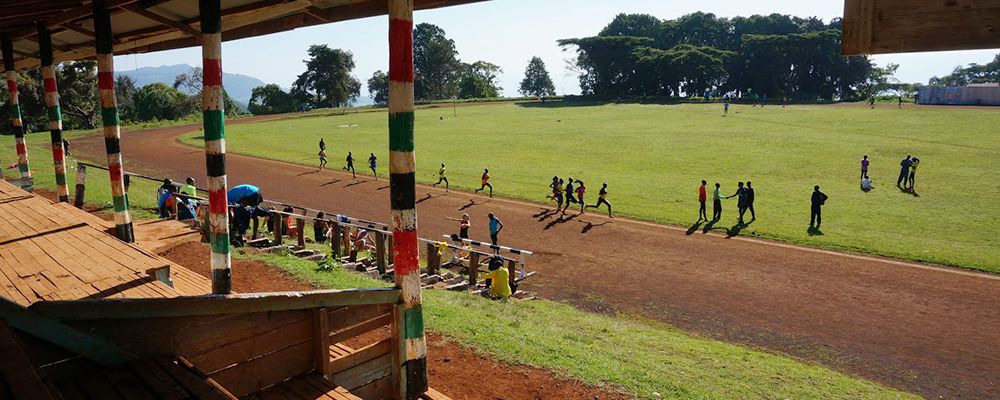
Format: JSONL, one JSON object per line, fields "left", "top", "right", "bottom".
{"left": 546, "top": 176, "right": 613, "bottom": 218}
{"left": 319, "top": 139, "right": 377, "bottom": 179}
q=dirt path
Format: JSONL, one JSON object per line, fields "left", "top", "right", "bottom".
{"left": 75, "top": 118, "right": 1000, "bottom": 399}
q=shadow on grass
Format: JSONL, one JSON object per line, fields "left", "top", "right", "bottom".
{"left": 807, "top": 226, "right": 824, "bottom": 236}
{"left": 515, "top": 100, "right": 610, "bottom": 109}
{"left": 726, "top": 219, "right": 754, "bottom": 238}
{"left": 702, "top": 219, "right": 720, "bottom": 234}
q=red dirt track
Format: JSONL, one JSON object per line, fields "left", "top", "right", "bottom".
{"left": 76, "top": 116, "right": 1000, "bottom": 399}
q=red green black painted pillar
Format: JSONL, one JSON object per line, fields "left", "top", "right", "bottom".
{"left": 38, "top": 23, "right": 69, "bottom": 202}
{"left": 2, "top": 36, "right": 32, "bottom": 191}
{"left": 388, "top": 0, "right": 427, "bottom": 398}
{"left": 200, "top": 0, "right": 231, "bottom": 294}
{"left": 93, "top": 0, "right": 134, "bottom": 242}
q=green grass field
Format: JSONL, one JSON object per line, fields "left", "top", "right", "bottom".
{"left": 181, "top": 102, "right": 1000, "bottom": 273}
{"left": 252, "top": 252, "right": 917, "bottom": 399}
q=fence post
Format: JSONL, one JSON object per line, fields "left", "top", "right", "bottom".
{"left": 273, "top": 211, "right": 283, "bottom": 247}
{"left": 73, "top": 164, "right": 87, "bottom": 208}
{"left": 426, "top": 243, "right": 440, "bottom": 275}
{"left": 507, "top": 259, "right": 517, "bottom": 292}
{"left": 330, "top": 222, "right": 341, "bottom": 258}
{"left": 468, "top": 252, "right": 480, "bottom": 286}
{"left": 375, "top": 232, "right": 387, "bottom": 274}
{"left": 3, "top": 35, "right": 32, "bottom": 192}
{"left": 296, "top": 215, "right": 306, "bottom": 249}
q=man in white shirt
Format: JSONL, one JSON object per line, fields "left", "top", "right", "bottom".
{"left": 861, "top": 175, "right": 873, "bottom": 192}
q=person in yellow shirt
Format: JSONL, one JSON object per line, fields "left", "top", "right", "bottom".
{"left": 180, "top": 177, "right": 197, "bottom": 197}
{"left": 482, "top": 256, "right": 511, "bottom": 299}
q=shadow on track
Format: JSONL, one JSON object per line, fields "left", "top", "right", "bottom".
{"left": 686, "top": 220, "right": 704, "bottom": 235}
{"left": 544, "top": 213, "right": 578, "bottom": 230}
{"left": 319, "top": 179, "right": 342, "bottom": 187}
{"left": 581, "top": 220, "right": 609, "bottom": 234}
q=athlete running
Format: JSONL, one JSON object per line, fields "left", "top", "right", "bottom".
{"left": 433, "top": 163, "right": 449, "bottom": 191}
{"left": 343, "top": 151, "right": 356, "bottom": 178}
{"left": 368, "top": 153, "right": 377, "bottom": 180}
{"left": 474, "top": 168, "right": 493, "bottom": 197}
{"left": 585, "top": 182, "right": 613, "bottom": 218}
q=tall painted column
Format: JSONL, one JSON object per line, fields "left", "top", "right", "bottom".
{"left": 93, "top": 0, "right": 134, "bottom": 242}
{"left": 38, "top": 23, "right": 69, "bottom": 202}
{"left": 387, "top": 1, "right": 427, "bottom": 398}
{"left": 1, "top": 36, "right": 32, "bottom": 192}
{"left": 200, "top": 0, "right": 231, "bottom": 294}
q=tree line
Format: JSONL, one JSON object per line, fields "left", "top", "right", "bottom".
{"left": 1, "top": 62, "right": 244, "bottom": 135}
{"left": 249, "top": 23, "right": 557, "bottom": 114}
{"left": 559, "top": 12, "right": 893, "bottom": 102}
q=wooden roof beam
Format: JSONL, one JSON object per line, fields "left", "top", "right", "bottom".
{"left": 843, "top": 0, "right": 1000, "bottom": 55}
{"left": 120, "top": 4, "right": 202, "bottom": 40}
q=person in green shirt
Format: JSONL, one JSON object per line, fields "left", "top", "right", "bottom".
{"left": 482, "top": 256, "right": 511, "bottom": 299}
{"left": 712, "top": 182, "right": 725, "bottom": 221}
{"left": 432, "top": 163, "right": 449, "bottom": 191}
{"left": 180, "top": 177, "right": 197, "bottom": 197}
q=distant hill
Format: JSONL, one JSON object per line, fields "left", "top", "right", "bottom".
{"left": 115, "top": 64, "right": 265, "bottom": 105}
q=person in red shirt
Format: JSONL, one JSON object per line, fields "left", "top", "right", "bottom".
{"left": 698, "top": 180, "right": 708, "bottom": 220}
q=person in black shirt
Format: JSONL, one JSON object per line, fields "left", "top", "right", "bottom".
{"left": 897, "top": 155, "right": 912, "bottom": 187}
{"left": 314, "top": 212, "right": 329, "bottom": 243}
{"left": 745, "top": 181, "right": 756, "bottom": 221}
{"left": 727, "top": 181, "right": 747, "bottom": 224}
{"left": 810, "top": 185, "right": 828, "bottom": 228}
{"left": 343, "top": 151, "right": 356, "bottom": 178}
{"left": 561, "top": 178, "right": 577, "bottom": 214}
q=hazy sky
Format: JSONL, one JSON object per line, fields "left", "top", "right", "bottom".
{"left": 114, "top": 0, "right": 1000, "bottom": 97}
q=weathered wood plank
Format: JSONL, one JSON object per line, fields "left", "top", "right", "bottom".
{"left": 329, "top": 338, "right": 391, "bottom": 375}
{"left": 209, "top": 340, "right": 314, "bottom": 398}
{"left": 330, "top": 353, "right": 392, "bottom": 391}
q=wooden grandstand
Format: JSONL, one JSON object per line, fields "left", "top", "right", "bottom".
{"left": 0, "top": 177, "right": 448, "bottom": 399}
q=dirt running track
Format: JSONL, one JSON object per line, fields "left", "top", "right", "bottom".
{"left": 76, "top": 117, "right": 1000, "bottom": 399}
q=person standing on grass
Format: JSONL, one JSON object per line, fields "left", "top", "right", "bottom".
{"left": 712, "top": 182, "right": 724, "bottom": 221}
{"left": 723, "top": 97, "right": 730, "bottom": 116}
{"left": 319, "top": 138, "right": 326, "bottom": 152}
{"left": 861, "top": 155, "right": 869, "bottom": 179}
{"left": 745, "top": 181, "right": 756, "bottom": 221}
{"left": 562, "top": 178, "right": 578, "bottom": 214}
{"left": 869, "top": 96, "right": 876, "bottom": 109}
{"left": 698, "top": 180, "right": 708, "bottom": 221}
{"left": 810, "top": 185, "right": 828, "bottom": 228}
{"left": 62, "top": 138, "right": 71, "bottom": 157}
{"left": 433, "top": 163, "right": 449, "bottom": 191}
{"left": 368, "top": 153, "right": 377, "bottom": 179}
{"left": 727, "top": 181, "right": 747, "bottom": 224}
{"left": 344, "top": 151, "right": 356, "bottom": 178}
{"left": 897, "top": 155, "right": 912, "bottom": 187}
{"left": 474, "top": 168, "right": 493, "bottom": 197}
{"left": 586, "top": 182, "right": 613, "bottom": 218}
{"left": 575, "top": 180, "right": 587, "bottom": 214}
{"left": 907, "top": 157, "right": 920, "bottom": 191}
{"left": 898, "top": 96, "right": 903, "bottom": 109}
{"left": 487, "top": 212, "right": 504, "bottom": 245}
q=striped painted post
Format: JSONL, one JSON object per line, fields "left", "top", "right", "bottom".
{"left": 1, "top": 36, "right": 32, "bottom": 192}
{"left": 93, "top": 0, "right": 134, "bottom": 242}
{"left": 200, "top": 0, "right": 231, "bottom": 294}
{"left": 38, "top": 23, "right": 69, "bottom": 202}
{"left": 388, "top": 1, "right": 427, "bottom": 398}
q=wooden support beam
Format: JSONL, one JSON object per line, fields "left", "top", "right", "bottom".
{"left": 121, "top": 4, "right": 202, "bottom": 39}
{"left": 0, "top": 297, "right": 137, "bottom": 367}
{"left": 314, "top": 308, "right": 333, "bottom": 377}
{"left": 843, "top": 0, "right": 1000, "bottom": 55}
{"left": 60, "top": 23, "right": 96, "bottom": 38}
{"left": 0, "top": 321, "right": 60, "bottom": 399}
{"left": 30, "top": 288, "right": 403, "bottom": 321}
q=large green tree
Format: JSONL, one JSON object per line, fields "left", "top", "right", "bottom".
{"left": 457, "top": 61, "right": 502, "bottom": 99}
{"left": 930, "top": 54, "right": 1000, "bottom": 86}
{"left": 560, "top": 13, "right": 876, "bottom": 101}
{"left": 367, "top": 70, "right": 389, "bottom": 105}
{"left": 116, "top": 75, "right": 138, "bottom": 123}
{"left": 134, "top": 82, "right": 196, "bottom": 121}
{"left": 519, "top": 57, "right": 556, "bottom": 97}
{"left": 172, "top": 66, "right": 245, "bottom": 116}
{"left": 414, "top": 23, "right": 462, "bottom": 100}
{"left": 292, "top": 45, "right": 361, "bottom": 108}
{"left": 248, "top": 84, "right": 296, "bottom": 115}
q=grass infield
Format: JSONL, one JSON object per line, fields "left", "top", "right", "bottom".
{"left": 180, "top": 102, "right": 1000, "bottom": 274}
{"left": 250, "top": 252, "right": 918, "bottom": 399}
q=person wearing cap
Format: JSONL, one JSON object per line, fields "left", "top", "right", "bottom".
{"left": 156, "top": 178, "right": 178, "bottom": 218}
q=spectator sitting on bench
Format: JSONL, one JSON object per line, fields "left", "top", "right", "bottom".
{"left": 481, "top": 256, "right": 511, "bottom": 300}
{"left": 351, "top": 228, "right": 375, "bottom": 253}
{"left": 314, "top": 212, "right": 330, "bottom": 243}
{"left": 282, "top": 206, "right": 298, "bottom": 238}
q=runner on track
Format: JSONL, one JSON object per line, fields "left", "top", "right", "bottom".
{"left": 575, "top": 180, "right": 586, "bottom": 214}
{"left": 585, "top": 182, "right": 613, "bottom": 218}
{"left": 368, "top": 153, "right": 377, "bottom": 180}
{"left": 318, "top": 148, "right": 327, "bottom": 169}
{"left": 433, "top": 163, "right": 449, "bottom": 191}
{"left": 561, "top": 177, "right": 577, "bottom": 214}
{"left": 474, "top": 168, "right": 493, "bottom": 197}
{"left": 344, "top": 151, "right": 356, "bottom": 178}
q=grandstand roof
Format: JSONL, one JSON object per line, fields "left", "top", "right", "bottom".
{"left": 0, "top": 0, "right": 486, "bottom": 71}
